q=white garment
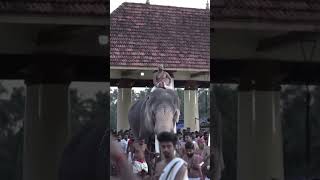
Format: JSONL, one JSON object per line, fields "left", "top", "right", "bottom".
{"left": 132, "top": 160, "right": 148, "bottom": 174}
{"left": 205, "top": 177, "right": 210, "bottom": 180}
{"left": 128, "top": 152, "right": 132, "bottom": 163}
{"left": 188, "top": 178, "right": 201, "bottom": 180}
{"left": 116, "top": 141, "right": 123, "bottom": 153}
{"left": 120, "top": 139, "right": 128, "bottom": 153}
{"left": 159, "top": 158, "right": 187, "bottom": 180}
{"left": 151, "top": 80, "right": 174, "bottom": 92}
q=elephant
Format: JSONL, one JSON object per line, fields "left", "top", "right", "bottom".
{"left": 128, "top": 88, "right": 180, "bottom": 152}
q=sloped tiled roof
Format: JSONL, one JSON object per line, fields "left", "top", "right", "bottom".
{"left": 212, "top": 0, "right": 320, "bottom": 24}
{"left": 0, "top": 0, "right": 107, "bottom": 16}
{"left": 110, "top": 3, "right": 210, "bottom": 70}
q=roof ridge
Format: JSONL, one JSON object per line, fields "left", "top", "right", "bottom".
{"left": 120, "top": 2, "right": 209, "bottom": 11}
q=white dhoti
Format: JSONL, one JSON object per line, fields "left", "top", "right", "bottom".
{"left": 151, "top": 81, "right": 174, "bottom": 92}
{"left": 188, "top": 178, "right": 201, "bottom": 180}
{"left": 159, "top": 157, "right": 187, "bottom": 180}
{"left": 128, "top": 152, "right": 132, "bottom": 163}
{"left": 132, "top": 160, "right": 148, "bottom": 174}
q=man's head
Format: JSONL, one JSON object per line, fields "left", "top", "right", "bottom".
{"left": 158, "top": 64, "right": 164, "bottom": 71}
{"left": 177, "top": 133, "right": 183, "bottom": 141}
{"left": 157, "top": 132, "right": 177, "bottom": 159}
{"left": 183, "top": 133, "right": 192, "bottom": 142}
{"left": 204, "top": 132, "right": 209, "bottom": 140}
{"left": 185, "top": 141, "right": 195, "bottom": 158}
{"left": 191, "top": 132, "right": 196, "bottom": 140}
{"left": 124, "top": 135, "right": 128, "bottom": 141}
{"left": 137, "top": 138, "right": 145, "bottom": 145}
{"left": 197, "top": 138, "right": 205, "bottom": 149}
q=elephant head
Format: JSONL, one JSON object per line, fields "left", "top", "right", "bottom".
{"left": 128, "top": 88, "right": 180, "bottom": 144}
{"left": 144, "top": 88, "right": 180, "bottom": 136}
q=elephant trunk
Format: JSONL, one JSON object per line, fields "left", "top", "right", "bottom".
{"left": 154, "top": 106, "right": 175, "bottom": 136}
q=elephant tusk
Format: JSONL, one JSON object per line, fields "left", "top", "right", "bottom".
{"left": 155, "top": 135, "right": 160, "bottom": 153}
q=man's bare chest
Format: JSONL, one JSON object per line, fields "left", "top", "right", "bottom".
{"left": 156, "top": 72, "right": 166, "bottom": 79}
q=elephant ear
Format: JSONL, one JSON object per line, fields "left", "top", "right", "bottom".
{"left": 139, "top": 96, "right": 153, "bottom": 138}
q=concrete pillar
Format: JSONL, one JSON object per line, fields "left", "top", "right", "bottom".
{"left": 117, "top": 79, "right": 133, "bottom": 130}
{"left": 254, "top": 83, "right": 284, "bottom": 180}
{"left": 237, "top": 80, "right": 255, "bottom": 180}
{"left": 184, "top": 81, "right": 199, "bottom": 131}
{"left": 23, "top": 82, "right": 70, "bottom": 180}
{"left": 237, "top": 79, "right": 284, "bottom": 180}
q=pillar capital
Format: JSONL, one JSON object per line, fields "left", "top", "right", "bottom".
{"left": 238, "top": 78, "right": 281, "bottom": 91}
{"left": 238, "top": 78, "right": 254, "bottom": 91}
{"left": 24, "top": 64, "right": 72, "bottom": 86}
{"left": 118, "top": 79, "right": 134, "bottom": 88}
{"left": 254, "top": 76, "right": 281, "bottom": 91}
{"left": 185, "top": 80, "right": 198, "bottom": 90}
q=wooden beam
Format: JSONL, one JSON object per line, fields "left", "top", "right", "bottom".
{"left": 212, "top": 58, "right": 320, "bottom": 85}
{"left": 0, "top": 53, "right": 107, "bottom": 82}
{"left": 35, "top": 26, "right": 82, "bottom": 45}
{"left": 256, "top": 31, "right": 318, "bottom": 52}
{"left": 190, "top": 71, "right": 208, "bottom": 78}
{"left": 35, "top": 26, "right": 104, "bottom": 45}
{"left": 110, "top": 79, "right": 210, "bottom": 88}
{"left": 121, "top": 70, "right": 137, "bottom": 77}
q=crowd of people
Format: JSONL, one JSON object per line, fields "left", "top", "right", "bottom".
{"left": 110, "top": 128, "right": 211, "bottom": 180}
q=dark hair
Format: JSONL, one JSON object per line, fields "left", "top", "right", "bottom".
{"left": 185, "top": 141, "right": 194, "bottom": 149}
{"left": 157, "top": 132, "right": 178, "bottom": 145}
{"left": 183, "top": 132, "right": 191, "bottom": 139}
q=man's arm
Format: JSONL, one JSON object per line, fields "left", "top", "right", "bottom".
{"left": 153, "top": 73, "right": 157, "bottom": 86}
{"left": 164, "top": 72, "right": 172, "bottom": 84}
{"left": 175, "top": 163, "right": 188, "bottom": 180}
{"left": 153, "top": 161, "right": 163, "bottom": 180}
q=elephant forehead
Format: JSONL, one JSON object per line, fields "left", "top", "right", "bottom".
{"left": 151, "top": 91, "right": 177, "bottom": 101}
{"left": 148, "top": 96, "right": 175, "bottom": 106}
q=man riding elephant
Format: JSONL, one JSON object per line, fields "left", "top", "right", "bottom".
{"left": 152, "top": 64, "right": 174, "bottom": 92}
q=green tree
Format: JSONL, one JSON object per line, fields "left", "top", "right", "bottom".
{"left": 212, "top": 84, "right": 237, "bottom": 180}
{"left": 198, "top": 88, "right": 210, "bottom": 120}
{"left": 92, "top": 90, "right": 109, "bottom": 127}
{"left": 0, "top": 85, "right": 25, "bottom": 180}
{"left": 281, "top": 85, "right": 308, "bottom": 177}
{"left": 176, "top": 88, "right": 184, "bottom": 121}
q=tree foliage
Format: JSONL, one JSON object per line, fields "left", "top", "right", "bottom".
{"left": 0, "top": 83, "right": 108, "bottom": 180}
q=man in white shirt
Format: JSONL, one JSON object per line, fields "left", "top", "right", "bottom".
{"left": 120, "top": 134, "right": 129, "bottom": 154}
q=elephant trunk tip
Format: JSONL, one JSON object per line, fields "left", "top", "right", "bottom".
{"left": 155, "top": 129, "right": 175, "bottom": 136}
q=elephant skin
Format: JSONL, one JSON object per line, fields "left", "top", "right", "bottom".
{"left": 128, "top": 88, "right": 180, "bottom": 142}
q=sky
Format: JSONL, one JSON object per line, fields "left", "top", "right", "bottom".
{"left": 110, "top": 0, "right": 210, "bottom": 13}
